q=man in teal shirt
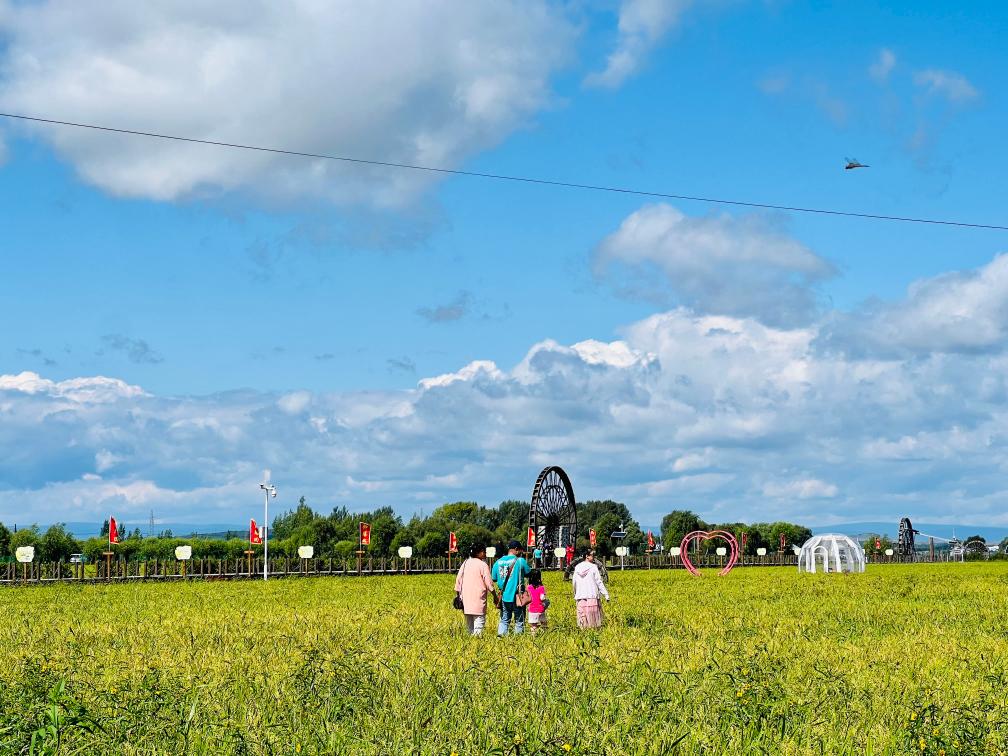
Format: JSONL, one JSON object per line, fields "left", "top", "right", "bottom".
{"left": 491, "top": 540, "right": 531, "bottom": 636}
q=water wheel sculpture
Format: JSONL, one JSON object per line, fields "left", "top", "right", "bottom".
{"left": 897, "top": 517, "right": 917, "bottom": 560}
{"left": 528, "top": 466, "right": 578, "bottom": 559}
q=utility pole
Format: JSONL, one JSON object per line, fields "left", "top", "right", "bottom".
{"left": 259, "top": 471, "right": 277, "bottom": 581}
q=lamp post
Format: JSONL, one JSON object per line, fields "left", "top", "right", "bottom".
{"left": 259, "top": 471, "right": 276, "bottom": 581}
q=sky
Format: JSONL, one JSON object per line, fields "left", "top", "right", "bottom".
{"left": 1, "top": 0, "right": 1007, "bottom": 530}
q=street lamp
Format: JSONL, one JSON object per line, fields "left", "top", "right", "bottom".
{"left": 259, "top": 470, "right": 277, "bottom": 581}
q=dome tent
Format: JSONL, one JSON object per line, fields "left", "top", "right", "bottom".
{"left": 798, "top": 534, "right": 865, "bottom": 574}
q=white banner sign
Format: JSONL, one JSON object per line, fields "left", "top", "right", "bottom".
{"left": 397, "top": 546, "right": 414, "bottom": 559}
{"left": 756, "top": 547, "right": 767, "bottom": 556}
{"left": 297, "top": 546, "right": 314, "bottom": 559}
{"left": 175, "top": 545, "right": 192, "bottom": 560}
{"left": 15, "top": 546, "right": 34, "bottom": 563}
{"left": 485, "top": 546, "right": 496, "bottom": 559}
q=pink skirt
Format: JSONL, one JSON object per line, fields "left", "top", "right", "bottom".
{"left": 576, "top": 599, "right": 603, "bottom": 628}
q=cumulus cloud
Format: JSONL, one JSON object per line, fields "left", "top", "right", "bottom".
{"left": 5, "top": 249, "right": 1008, "bottom": 528}
{"left": 913, "top": 68, "right": 979, "bottom": 103}
{"left": 819, "top": 254, "right": 1008, "bottom": 357}
{"left": 0, "top": 1, "right": 574, "bottom": 206}
{"left": 594, "top": 204, "right": 836, "bottom": 326}
{"left": 585, "top": 0, "right": 692, "bottom": 89}
{"left": 869, "top": 48, "right": 896, "bottom": 82}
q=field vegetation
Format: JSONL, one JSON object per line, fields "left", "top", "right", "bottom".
{"left": 1, "top": 563, "right": 1007, "bottom": 754}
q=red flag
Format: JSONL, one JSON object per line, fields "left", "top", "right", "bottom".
{"left": 360, "top": 522, "right": 371, "bottom": 547}
{"left": 589, "top": 528, "right": 597, "bottom": 548}
{"left": 109, "top": 517, "right": 120, "bottom": 545}
{"left": 526, "top": 527, "right": 536, "bottom": 549}
{"left": 448, "top": 532, "right": 458, "bottom": 554}
{"left": 741, "top": 532, "right": 748, "bottom": 549}
{"left": 779, "top": 533, "right": 786, "bottom": 550}
{"left": 874, "top": 537, "right": 881, "bottom": 551}
{"left": 647, "top": 531, "right": 655, "bottom": 551}
{"left": 250, "top": 519, "right": 263, "bottom": 545}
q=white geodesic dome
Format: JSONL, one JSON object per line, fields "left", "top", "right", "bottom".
{"left": 798, "top": 534, "right": 865, "bottom": 574}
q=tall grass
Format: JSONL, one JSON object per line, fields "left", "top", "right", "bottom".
{"left": 1, "top": 564, "right": 1006, "bottom": 754}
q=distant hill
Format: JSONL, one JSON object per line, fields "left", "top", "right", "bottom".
{"left": 43, "top": 522, "right": 245, "bottom": 540}
{"left": 812, "top": 521, "right": 1008, "bottom": 543}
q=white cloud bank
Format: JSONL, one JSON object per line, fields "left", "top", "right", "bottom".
{"left": 5, "top": 251, "right": 1008, "bottom": 527}
{"left": 0, "top": 0, "right": 574, "bottom": 206}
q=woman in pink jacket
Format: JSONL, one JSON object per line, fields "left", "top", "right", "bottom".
{"left": 571, "top": 549, "right": 610, "bottom": 629}
{"left": 454, "top": 543, "right": 497, "bottom": 636}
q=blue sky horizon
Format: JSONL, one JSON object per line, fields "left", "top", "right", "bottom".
{"left": 2, "top": 0, "right": 1008, "bottom": 529}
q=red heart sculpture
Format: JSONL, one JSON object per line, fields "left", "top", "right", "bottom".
{"left": 679, "top": 530, "right": 739, "bottom": 576}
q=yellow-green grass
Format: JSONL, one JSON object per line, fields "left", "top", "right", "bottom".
{"left": 1, "top": 564, "right": 1007, "bottom": 755}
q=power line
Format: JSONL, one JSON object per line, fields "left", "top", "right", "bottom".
{"left": 1, "top": 110, "right": 1006, "bottom": 231}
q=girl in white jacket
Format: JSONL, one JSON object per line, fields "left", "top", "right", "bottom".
{"left": 571, "top": 550, "right": 609, "bottom": 629}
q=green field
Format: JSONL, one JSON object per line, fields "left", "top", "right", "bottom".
{"left": 2, "top": 564, "right": 1007, "bottom": 755}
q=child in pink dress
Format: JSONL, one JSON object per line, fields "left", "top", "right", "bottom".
{"left": 526, "top": 569, "right": 549, "bottom": 633}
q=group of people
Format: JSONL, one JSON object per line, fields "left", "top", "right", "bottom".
{"left": 453, "top": 539, "right": 610, "bottom": 636}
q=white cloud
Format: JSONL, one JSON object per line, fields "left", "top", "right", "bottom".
{"left": 869, "top": 48, "right": 896, "bottom": 82}
{"left": 0, "top": 1, "right": 574, "bottom": 206}
{"left": 7, "top": 250, "right": 1008, "bottom": 528}
{"left": 763, "top": 479, "right": 838, "bottom": 499}
{"left": 820, "top": 254, "right": 1008, "bottom": 356}
{"left": 585, "top": 0, "right": 692, "bottom": 89}
{"left": 913, "top": 68, "right": 979, "bottom": 103}
{"left": 594, "top": 203, "right": 835, "bottom": 326}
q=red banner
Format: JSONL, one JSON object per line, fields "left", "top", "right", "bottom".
{"left": 360, "top": 522, "right": 371, "bottom": 547}
{"left": 589, "top": 528, "right": 597, "bottom": 548}
{"left": 874, "top": 537, "right": 881, "bottom": 551}
{"left": 109, "top": 517, "right": 120, "bottom": 545}
{"left": 527, "top": 527, "right": 536, "bottom": 549}
{"left": 741, "top": 532, "right": 747, "bottom": 549}
{"left": 250, "top": 519, "right": 262, "bottom": 545}
{"left": 647, "top": 531, "right": 655, "bottom": 551}
{"left": 448, "top": 531, "right": 458, "bottom": 554}
{"left": 779, "top": 533, "right": 786, "bottom": 550}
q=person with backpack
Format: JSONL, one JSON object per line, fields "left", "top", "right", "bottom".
{"left": 454, "top": 543, "right": 497, "bottom": 636}
{"left": 491, "top": 540, "right": 531, "bottom": 636}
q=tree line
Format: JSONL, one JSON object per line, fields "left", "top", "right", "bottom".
{"left": 0, "top": 498, "right": 828, "bottom": 564}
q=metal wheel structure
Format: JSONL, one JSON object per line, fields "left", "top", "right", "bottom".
{"left": 964, "top": 539, "right": 988, "bottom": 558}
{"left": 528, "top": 466, "right": 578, "bottom": 559}
{"left": 897, "top": 517, "right": 917, "bottom": 560}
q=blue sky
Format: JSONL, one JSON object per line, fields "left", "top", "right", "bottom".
{"left": 1, "top": 0, "right": 1007, "bottom": 530}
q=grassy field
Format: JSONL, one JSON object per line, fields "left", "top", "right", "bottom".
{"left": 1, "top": 564, "right": 1006, "bottom": 755}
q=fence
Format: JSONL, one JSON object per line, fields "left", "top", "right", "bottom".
{"left": 0, "top": 550, "right": 950, "bottom": 586}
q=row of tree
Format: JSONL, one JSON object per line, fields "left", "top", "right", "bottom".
{"left": 1, "top": 498, "right": 822, "bottom": 563}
